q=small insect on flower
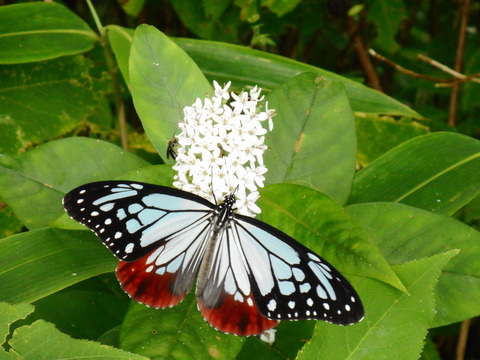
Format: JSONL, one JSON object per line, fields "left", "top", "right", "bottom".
{"left": 166, "top": 137, "right": 178, "bottom": 160}
{"left": 63, "top": 81, "right": 364, "bottom": 337}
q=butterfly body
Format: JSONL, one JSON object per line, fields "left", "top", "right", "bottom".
{"left": 63, "top": 181, "right": 363, "bottom": 336}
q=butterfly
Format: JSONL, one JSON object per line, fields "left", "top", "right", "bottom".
{"left": 63, "top": 181, "right": 364, "bottom": 336}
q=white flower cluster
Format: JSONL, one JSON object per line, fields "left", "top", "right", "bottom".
{"left": 172, "top": 81, "right": 275, "bottom": 216}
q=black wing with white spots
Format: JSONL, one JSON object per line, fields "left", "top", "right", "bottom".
{"left": 63, "top": 181, "right": 214, "bottom": 262}
{"left": 232, "top": 214, "right": 364, "bottom": 325}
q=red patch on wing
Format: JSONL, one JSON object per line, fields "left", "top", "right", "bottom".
{"left": 116, "top": 256, "right": 186, "bottom": 308}
{"left": 198, "top": 293, "right": 279, "bottom": 336}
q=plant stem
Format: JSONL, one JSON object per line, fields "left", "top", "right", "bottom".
{"left": 448, "top": 0, "right": 471, "bottom": 127}
{"left": 85, "top": 0, "right": 128, "bottom": 150}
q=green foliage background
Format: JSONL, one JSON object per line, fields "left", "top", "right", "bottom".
{"left": 0, "top": 1, "right": 479, "bottom": 359}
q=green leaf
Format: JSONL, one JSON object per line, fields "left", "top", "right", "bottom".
{"left": 0, "top": 3, "right": 97, "bottom": 64}
{"left": 103, "top": 27, "right": 420, "bottom": 118}
{"left": 107, "top": 25, "right": 134, "bottom": 90}
{"left": 237, "top": 321, "right": 315, "bottom": 360}
{"left": 9, "top": 320, "right": 148, "bottom": 360}
{"left": 118, "top": 0, "right": 146, "bottom": 17}
{"left": 260, "top": 0, "right": 302, "bottom": 16}
{"left": 265, "top": 73, "right": 356, "bottom": 204}
{"left": 258, "top": 184, "right": 405, "bottom": 292}
{"left": 297, "top": 251, "right": 456, "bottom": 360}
{"left": 347, "top": 203, "right": 480, "bottom": 327}
{"left": 170, "top": 0, "right": 239, "bottom": 42}
{"left": 173, "top": 38, "right": 421, "bottom": 117}
{"left": 0, "top": 302, "right": 34, "bottom": 345}
{"left": 0, "top": 137, "right": 149, "bottom": 230}
{"left": 349, "top": 132, "right": 480, "bottom": 216}
{"left": 203, "top": 0, "right": 232, "bottom": 20}
{"left": 31, "top": 289, "right": 129, "bottom": 341}
{"left": 367, "top": 0, "right": 406, "bottom": 53}
{"left": 0, "top": 228, "right": 115, "bottom": 304}
{"left": 355, "top": 114, "right": 429, "bottom": 167}
{"left": 129, "top": 25, "right": 212, "bottom": 159}
{"left": 0, "top": 55, "right": 109, "bottom": 154}
{"left": 120, "top": 295, "right": 244, "bottom": 359}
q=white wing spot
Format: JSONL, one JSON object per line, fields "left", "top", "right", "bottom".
{"left": 267, "top": 299, "right": 277, "bottom": 311}
{"left": 306, "top": 310, "right": 311, "bottom": 316}
{"left": 79, "top": 189, "right": 86, "bottom": 194}
{"left": 131, "top": 183, "right": 144, "bottom": 189}
{"left": 288, "top": 301, "right": 295, "bottom": 309}
{"left": 306, "top": 298, "right": 314, "bottom": 307}
{"left": 146, "top": 265, "right": 154, "bottom": 273}
{"left": 99, "top": 228, "right": 105, "bottom": 234}
{"left": 125, "top": 243, "right": 134, "bottom": 254}
{"left": 351, "top": 296, "right": 356, "bottom": 303}
{"left": 337, "top": 310, "right": 342, "bottom": 315}
{"left": 247, "top": 298, "right": 253, "bottom": 306}
{"left": 77, "top": 199, "right": 84, "bottom": 204}
{"left": 323, "top": 303, "right": 330, "bottom": 310}
{"left": 105, "top": 218, "right": 112, "bottom": 225}
{"left": 345, "top": 304, "right": 351, "bottom": 311}
{"left": 114, "top": 231, "right": 122, "bottom": 239}
{"left": 91, "top": 211, "right": 99, "bottom": 216}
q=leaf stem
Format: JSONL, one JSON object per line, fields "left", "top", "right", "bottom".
{"left": 86, "top": 0, "right": 128, "bottom": 150}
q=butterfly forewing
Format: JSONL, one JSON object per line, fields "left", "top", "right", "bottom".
{"left": 233, "top": 214, "right": 364, "bottom": 325}
{"left": 63, "top": 181, "right": 215, "bottom": 262}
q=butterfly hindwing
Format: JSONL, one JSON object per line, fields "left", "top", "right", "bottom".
{"left": 63, "top": 181, "right": 215, "bottom": 262}
{"left": 117, "top": 212, "right": 213, "bottom": 308}
{"left": 196, "top": 225, "right": 279, "bottom": 336}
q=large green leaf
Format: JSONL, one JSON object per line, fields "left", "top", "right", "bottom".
{"left": 349, "top": 132, "right": 480, "bottom": 216}
{"left": 0, "top": 228, "right": 115, "bottom": 304}
{"left": 265, "top": 73, "right": 356, "bottom": 204}
{"left": 0, "top": 137, "right": 149, "bottom": 230}
{"left": 367, "top": 0, "right": 406, "bottom": 53}
{"left": 107, "top": 25, "right": 133, "bottom": 91}
{"left": 0, "top": 55, "right": 109, "bottom": 154}
{"left": 129, "top": 25, "right": 212, "bottom": 160}
{"left": 298, "top": 251, "right": 455, "bottom": 360}
{"left": 31, "top": 289, "right": 129, "bottom": 341}
{"left": 9, "top": 320, "right": 147, "bottom": 360}
{"left": 0, "top": 302, "right": 34, "bottom": 345}
{"left": 347, "top": 203, "right": 480, "bottom": 327}
{"left": 120, "top": 296, "right": 244, "bottom": 360}
{"left": 258, "top": 184, "right": 405, "bottom": 291}
{"left": 355, "top": 114, "right": 429, "bottom": 167}
{"left": 105, "top": 26, "right": 419, "bottom": 119}
{"left": 0, "top": 2, "right": 97, "bottom": 64}
{"left": 173, "top": 38, "right": 420, "bottom": 117}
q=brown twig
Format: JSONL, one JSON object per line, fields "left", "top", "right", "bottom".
{"left": 369, "top": 49, "right": 480, "bottom": 89}
{"left": 448, "top": 0, "right": 471, "bottom": 127}
{"left": 456, "top": 318, "right": 471, "bottom": 360}
{"left": 369, "top": 49, "right": 450, "bottom": 83}
{"left": 347, "top": 16, "right": 383, "bottom": 92}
